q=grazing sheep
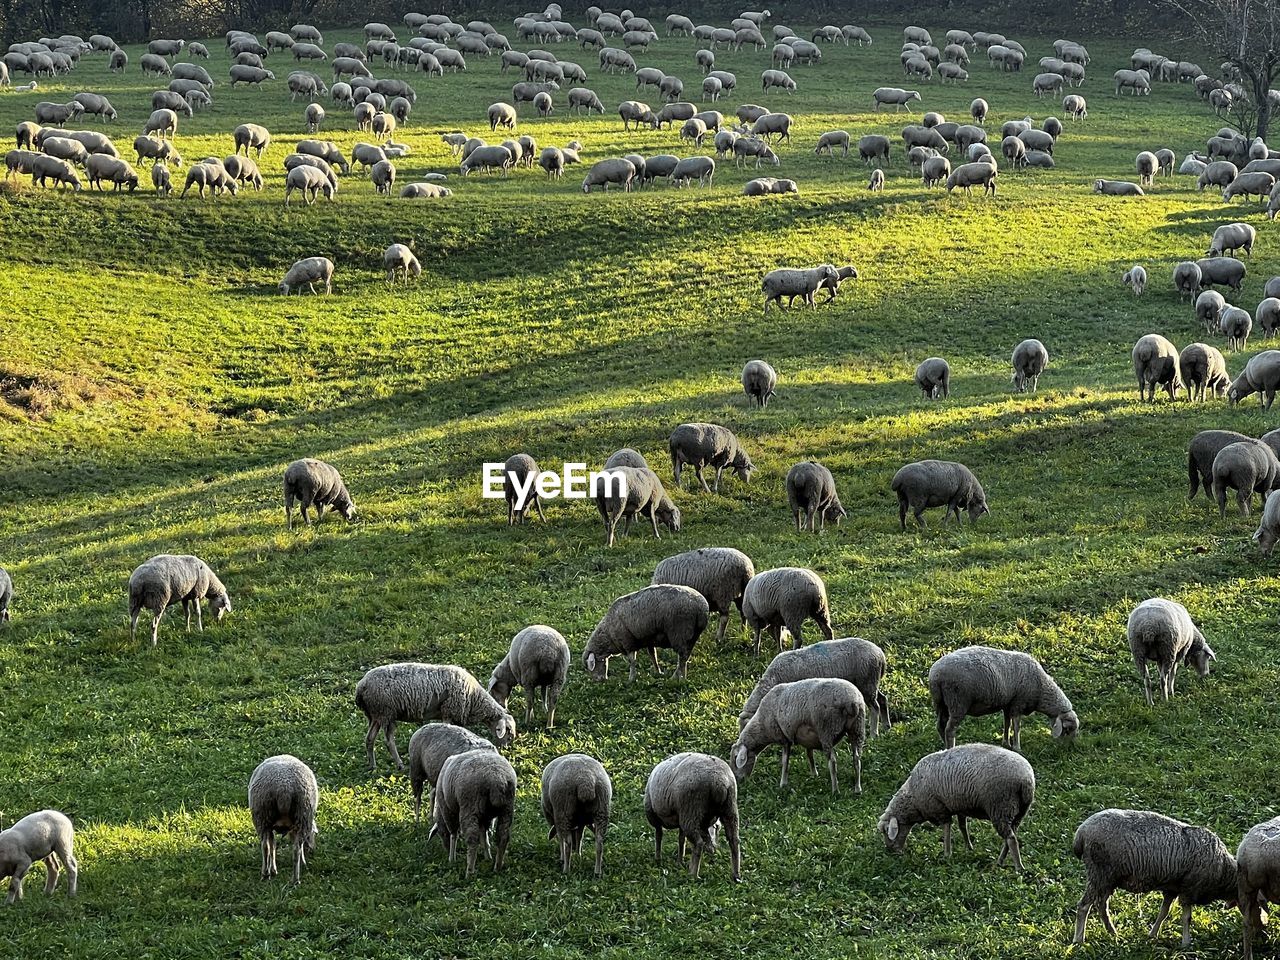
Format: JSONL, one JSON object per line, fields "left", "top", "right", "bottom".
{"left": 150, "top": 161, "right": 171, "bottom": 194}
{"left": 742, "top": 566, "right": 834, "bottom": 656}
{"left": 382, "top": 243, "right": 420, "bottom": 284}
{"left": 668, "top": 422, "right": 754, "bottom": 493}
{"left": 370, "top": 158, "right": 396, "bottom": 195}
{"left": 1132, "top": 334, "right": 1182, "bottom": 401}
{"left": 928, "top": 646, "right": 1078, "bottom": 750}
{"left": 283, "top": 165, "right": 335, "bottom": 205}
{"left": 430, "top": 750, "right": 517, "bottom": 877}
{"left": 814, "top": 130, "right": 849, "bottom": 158}
{"left": 731, "top": 678, "right": 866, "bottom": 793}
{"left": 0, "top": 811, "right": 77, "bottom": 903}
{"left": 644, "top": 753, "right": 741, "bottom": 880}
{"left": 540, "top": 754, "right": 612, "bottom": 877}
{"left": 1224, "top": 171, "right": 1276, "bottom": 202}
{"left": 785, "top": 461, "right": 845, "bottom": 533}
{"left": 1197, "top": 290, "right": 1226, "bottom": 333}
{"left": 0, "top": 567, "right": 9, "bottom": 625}
{"left": 1236, "top": 816, "right": 1280, "bottom": 959}
{"left": 248, "top": 755, "right": 318, "bottom": 883}
{"left": 229, "top": 65, "right": 274, "bottom": 87}
{"left": 279, "top": 257, "right": 334, "bottom": 295}
{"left": 879, "top": 744, "right": 1035, "bottom": 870}
{"left": 1199, "top": 160, "right": 1239, "bottom": 191}
{"left": 1011, "top": 339, "right": 1048, "bottom": 392}
{"left": 857, "top": 134, "right": 891, "bottom": 165}
{"left": 761, "top": 264, "right": 840, "bottom": 311}
{"left": 407, "top": 723, "right": 495, "bottom": 825}
{"left": 946, "top": 160, "right": 997, "bottom": 194}
{"left": 1212, "top": 440, "right": 1279, "bottom": 517}
{"left": 1173, "top": 261, "right": 1202, "bottom": 300}
{"left": 488, "top": 625, "right": 570, "bottom": 728}
{"left": 651, "top": 547, "right": 755, "bottom": 645}
{"left": 1257, "top": 297, "right": 1280, "bottom": 337}
{"left": 1221, "top": 304, "right": 1253, "bottom": 350}
{"left": 892, "top": 460, "right": 988, "bottom": 530}
{"left": 583, "top": 584, "right": 709, "bottom": 682}
{"left": 499, "top": 452, "right": 544, "bottom": 525}
{"left": 1208, "top": 222, "right": 1256, "bottom": 257}
{"left": 356, "top": 663, "right": 516, "bottom": 770}
{"left": 1180, "top": 347, "right": 1230, "bottom": 403}
{"left": 922, "top": 155, "right": 951, "bottom": 186}
{"left": 595, "top": 465, "right": 679, "bottom": 546}
{"left": 581, "top": 157, "right": 634, "bottom": 192}
{"left": 1122, "top": 265, "right": 1147, "bottom": 296}
{"left": 1190, "top": 431, "right": 1254, "bottom": 504}
{"left": 914, "top": 356, "right": 950, "bottom": 398}
{"left": 1229, "top": 350, "right": 1280, "bottom": 407}
{"left": 741, "top": 359, "right": 776, "bottom": 407}
{"left": 283, "top": 458, "right": 355, "bottom": 528}
{"left": 1072, "top": 809, "right": 1236, "bottom": 946}
{"left": 128, "top": 554, "right": 230, "bottom": 646}
{"left": 1127, "top": 598, "right": 1215, "bottom": 705}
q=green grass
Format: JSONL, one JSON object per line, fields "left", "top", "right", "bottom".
{"left": 1, "top": 19, "right": 1278, "bottom": 960}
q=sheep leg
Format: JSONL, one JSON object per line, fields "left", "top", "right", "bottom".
{"left": 716, "top": 610, "right": 729, "bottom": 645}
{"left": 942, "top": 821, "right": 953, "bottom": 858}
{"left": 1011, "top": 714, "right": 1022, "bottom": 751}
{"left": 1001, "top": 712, "right": 1012, "bottom": 747}
{"left": 285, "top": 493, "right": 295, "bottom": 529}
{"left": 958, "top": 816, "right": 974, "bottom": 850}
{"left": 494, "top": 810, "right": 511, "bottom": 872}
{"left": 693, "top": 465, "right": 711, "bottom": 493}
{"left": 1178, "top": 898, "right": 1194, "bottom": 948}
{"left": 778, "top": 743, "right": 790, "bottom": 787}
{"left": 794, "top": 509, "right": 803, "bottom": 532}
{"left": 627, "top": 652, "right": 638, "bottom": 683}
{"left": 805, "top": 748, "right": 817, "bottom": 776}
{"left": 898, "top": 495, "right": 909, "bottom": 531}
{"left": 1159, "top": 665, "right": 1171, "bottom": 702}
{"left": 676, "top": 651, "right": 689, "bottom": 679}
{"left": 850, "top": 743, "right": 862, "bottom": 793}
{"left": 806, "top": 505, "right": 817, "bottom": 532}
{"left": 194, "top": 597, "right": 203, "bottom": 632}
{"left": 364, "top": 719, "right": 380, "bottom": 770}
{"left": 943, "top": 713, "right": 963, "bottom": 749}
{"left": 183, "top": 599, "right": 192, "bottom": 632}
{"left": 826, "top": 748, "right": 838, "bottom": 794}
{"left": 593, "top": 822, "right": 606, "bottom": 878}
{"left": 1242, "top": 886, "right": 1262, "bottom": 960}
{"left": 649, "top": 646, "right": 664, "bottom": 675}
{"left": 151, "top": 608, "right": 165, "bottom": 647}
{"left": 712, "top": 466, "right": 724, "bottom": 493}
{"left": 42, "top": 853, "right": 60, "bottom": 894}
{"left": 534, "top": 497, "right": 545, "bottom": 523}
{"left": 524, "top": 696, "right": 534, "bottom": 726}
{"left": 259, "top": 834, "right": 272, "bottom": 878}
{"left": 751, "top": 627, "right": 763, "bottom": 656}
{"left": 653, "top": 824, "right": 663, "bottom": 864}
{"left": 913, "top": 505, "right": 927, "bottom": 529}
{"left": 774, "top": 624, "right": 786, "bottom": 652}
{"left": 1149, "top": 892, "right": 1176, "bottom": 940}
{"left": 292, "top": 835, "right": 306, "bottom": 883}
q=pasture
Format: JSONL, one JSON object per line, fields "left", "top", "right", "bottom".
{"left": 0, "top": 14, "right": 1278, "bottom": 960}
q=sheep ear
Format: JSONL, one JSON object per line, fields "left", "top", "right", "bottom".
{"left": 734, "top": 745, "right": 747, "bottom": 768}
{"left": 886, "top": 817, "right": 899, "bottom": 840}
{"left": 586, "top": 653, "right": 596, "bottom": 671}
{"left": 1052, "top": 716, "right": 1064, "bottom": 738}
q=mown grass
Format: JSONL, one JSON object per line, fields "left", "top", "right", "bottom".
{"left": 0, "top": 17, "right": 1279, "bottom": 960}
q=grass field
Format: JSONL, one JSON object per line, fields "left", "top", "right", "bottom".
{"left": 1, "top": 16, "right": 1279, "bottom": 959}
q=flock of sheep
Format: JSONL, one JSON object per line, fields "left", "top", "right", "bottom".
{"left": 7, "top": 6, "right": 1280, "bottom": 957}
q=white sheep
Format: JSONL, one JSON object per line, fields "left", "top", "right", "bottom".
{"left": 128, "top": 554, "right": 230, "bottom": 646}
{"left": 0, "top": 811, "right": 77, "bottom": 903}
{"left": 429, "top": 749, "right": 517, "bottom": 877}
{"left": 279, "top": 257, "right": 334, "bottom": 295}
{"left": 540, "top": 754, "right": 612, "bottom": 877}
{"left": 644, "top": 753, "right": 741, "bottom": 880}
{"left": 406, "top": 723, "right": 496, "bottom": 824}
{"left": 488, "top": 625, "right": 570, "bottom": 728}
{"left": 248, "top": 755, "right": 318, "bottom": 883}
{"left": 1126, "top": 598, "right": 1215, "bottom": 706}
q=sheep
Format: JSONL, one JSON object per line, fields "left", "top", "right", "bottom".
{"left": 1126, "top": 598, "right": 1216, "bottom": 706}
{"left": 282, "top": 458, "right": 355, "bottom": 528}
{"left": 429, "top": 749, "right": 517, "bottom": 877}
{"left": 1122, "top": 265, "right": 1147, "bottom": 296}
{"left": 741, "top": 566, "right": 834, "bottom": 656}
{"left": 1198, "top": 255, "right": 1246, "bottom": 292}
{"left": 785, "top": 461, "right": 845, "bottom": 533}
{"left": 1212, "top": 440, "right": 1279, "bottom": 517}
{"left": 1011, "top": 338, "right": 1048, "bottom": 392}
{"left": 731, "top": 678, "right": 866, "bottom": 794}
{"left": 0, "top": 811, "right": 77, "bottom": 903}
{"left": 873, "top": 87, "right": 921, "bottom": 112}
{"left": 879, "top": 743, "right": 1035, "bottom": 870}
{"left": 928, "top": 646, "right": 1078, "bottom": 750}
{"left": 650, "top": 547, "right": 755, "bottom": 645}
{"left": 247, "top": 755, "right": 317, "bottom": 883}
{"left": 126, "top": 553, "right": 230, "bottom": 647}
{"left": 1072, "top": 809, "right": 1237, "bottom": 946}
{"left": 488, "top": 625, "right": 570, "bottom": 728}
{"left": 1180, "top": 346, "right": 1230, "bottom": 404}
{"left": 34, "top": 101, "right": 84, "bottom": 128}
{"left": 140, "top": 53, "right": 171, "bottom": 77}
{"left": 109, "top": 49, "right": 127, "bottom": 72}
{"left": 229, "top": 65, "right": 274, "bottom": 87}
{"left": 567, "top": 88, "right": 603, "bottom": 114}
{"left": 356, "top": 663, "right": 516, "bottom": 771}
{"left": 914, "top": 356, "right": 950, "bottom": 398}
{"left": 1208, "top": 222, "right": 1256, "bottom": 257}
{"left": 1199, "top": 160, "right": 1239, "bottom": 190}
{"left": 761, "top": 265, "right": 839, "bottom": 311}
{"left": 1114, "top": 69, "right": 1151, "bottom": 94}
{"left": 1221, "top": 304, "right": 1253, "bottom": 350}
{"left": 581, "top": 157, "right": 634, "bottom": 192}
{"left": 1197, "top": 291, "right": 1226, "bottom": 333}
{"left": 151, "top": 161, "right": 171, "bottom": 194}
{"left": 0, "top": 567, "right": 9, "bottom": 625}
{"left": 1135, "top": 150, "right": 1158, "bottom": 185}
{"left": 40, "top": 137, "right": 88, "bottom": 166}
{"left": 71, "top": 92, "right": 116, "bottom": 121}
{"left": 370, "top": 158, "right": 396, "bottom": 195}
{"left": 1258, "top": 297, "right": 1280, "bottom": 337}
{"left": 540, "top": 754, "right": 612, "bottom": 877}
{"left": 30, "top": 154, "right": 81, "bottom": 190}
{"left": 668, "top": 422, "right": 754, "bottom": 493}
{"left": 583, "top": 584, "right": 709, "bottom": 682}
{"left": 1225, "top": 171, "right": 1277, "bottom": 202}
{"left": 85, "top": 155, "right": 138, "bottom": 191}
{"left": 644, "top": 753, "right": 741, "bottom": 880}
{"left": 1173, "top": 261, "right": 1202, "bottom": 300}
{"left": 814, "top": 129, "right": 849, "bottom": 159}
{"left": 233, "top": 123, "right": 269, "bottom": 157}
{"left": 1132, "top": 333, "right": 1182, "bottom": 401}
{"left": 595, "top": 465, "right": 679, "bottom": 546}
{"left": 1236, "top": 817, "right": 1280, "bottom": 959}
{"left": 284, "top": 165, "right": 335, "bottom": 205}
{"left": 922, "top": 155, "right": 951, "bottom": 186}
{"left": 279, "top": 257, "right": 334, "bottom": 295}
{"left": 407, "top": 723, "right": 495, "bottom": 825}
{"left": 1229, "top": 350, "right": 1280, "bottom": 407}
{"left": 740, "top": 359, "right": 777, "bottom": 407}
{"left": 892, "top": 460, "right": 988, "bottom": 530}
{"left": 946, "top": 160, "right": 997, "bottom": 194}
{"left": 1093, "top": 178, "right": 1144, "bottom": 196}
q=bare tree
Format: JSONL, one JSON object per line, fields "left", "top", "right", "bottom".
{"left": 1166, "top": 0, "right": 1280, "bottom": 139}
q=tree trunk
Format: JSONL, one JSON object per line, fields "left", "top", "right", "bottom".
{"left": 1256, "top": 76, "right": 1272, "bottom": 142}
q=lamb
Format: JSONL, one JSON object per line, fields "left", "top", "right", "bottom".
{"left": 1126, "top": 598, "right": 1216, "bottom": 706}
{"left": 879, "top": 743, "right": 1035, "bottom": 870}
{"left": 583, "top": 584, "right": 709, "bottom": 681}
{"left": 595, "top": 465, "right": 679, "bottom": 546}
{"left": 406, "top": 723, "right": 496, "bottom": 824}
{"left": 0, "top": 811, "right": 77, "bottom": 903}
{"left": 761, "top": 264, "right": 840, "bottom": 311}
{"left": 928, "top": 646, "right": 1078, "bottom": 750}
{"left": 1203, "top": 228, "right": 1250, "bottom": 267}
{"left": 540, "top": 754, "right": 612, "bottom": 877}
{"left": 914, "top": 357, "right": 950, "bottom": 398}
{"left": 892, "top": 460, "right": 988, "bottom": 529}
{"left": 1132, "top": 334, "right": 1183, "bottom": 401}
{"left": 382, "top": 243, "right": 420, "bottom": 285}
{"left": 731, "top": 677, "right": 866, "bottom": 794}
{"left": 1198, "top": 256, "right": 1246, "bottom": 291}
{"left": 644, "top": 753, "right": 741, "bottom": 880}
{"left": 355, "top": 663, "right": 516, "bottom": 770}
{"left": 283, "top": 458, "right": 355, "bottom": 528}
{"left": 128, "top": 554, "right": 230, "bottom": 646}
{"left": 429, "top": 749, "right": 517, "bottom": 877}
{"left": 785, "top": 461, "right": 845, "bottom": 533}
{"left": 1237, "top": 816, "right": 1280, "bottom": 958}
{"left": 1179, "top": 347, "right": 1230, "bottom": 404}
{"left": 1221, "top": 304, "right": 1253, "bottom": 350}
{"left": 1011, "top": 338, "right": 1048, "bottom": 392}
{"left": 651, "top": 547, "right": 755, "bottom": 644}
{"left": 0, "top": 567, "right": 10, "bottom": 625}
{"left": 1122, "top": 265, "right": 1147, "bottom": 295}
{"left": 741, "top": 359, "right": 776, "bottom": 406}
{"left": 741, "top": 566, "right": 834, "bottom": 655}
{"left": 668, "top": 422, "right": 754, "bottom": 493}
{"left": 1229, "top": 350, "right": 1280, "bottom": 407}
{"left": 1212, "top": 440, "right": 1279, "bottom": 516}
{"left": 279, "top": 257, "right": 334, "bottom": 295}
{"left": 247, "top": 755, "right": 318, "bottom": 883}
{"left": 1093, "top": 178, "right": 1144, "bottom": 196}
{"left": 488, "top": 625, "right": 570, "bottom": 727}
{"left": 1072, "top": 809, "right": 1237, "bottom": 946}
